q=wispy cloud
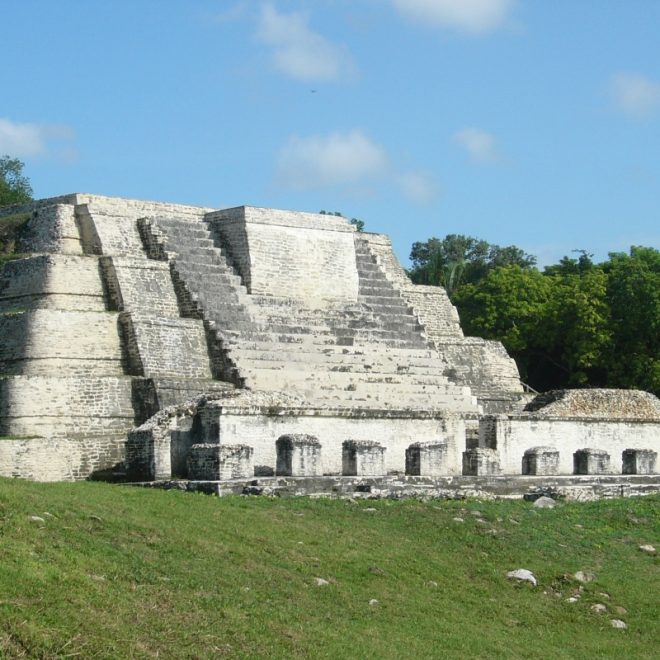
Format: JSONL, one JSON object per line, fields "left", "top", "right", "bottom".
{"left": 256, "top": 4, "right": 355, "bottom": 82}
{"left": 397, "top": 171, "right": 438, "bottom": 203}
{"left": 610, "top": 72, "right": 660, "bottom": 119}
{"left": 454, "top": 127, "right": 499, "bottom": 163}
{"left": 209, "top": 2, "right": 249, "bottom": 25}
{"left": 0, "top": 118, "right": 76, "bottom": 159}
{"left": 391, "top": 0, "right": 515, "bottom": 35}
{"left": 275, "top": 130, "right": 439, "bottom": 204}
{"left": 276, "top": 130, "right": 388, "bottom": 189}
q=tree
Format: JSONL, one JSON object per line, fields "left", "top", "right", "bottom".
{"left": 0, "top": 156, "right": 33, "bottom": 207}
{"left": 453, "top": 265, "right": 553, "bottom": 386}
{"left": 409, "top": 234, "right": 536, "bottom": 298}
{"left": 602, "top": 247, "right": 660, "bottom": 394}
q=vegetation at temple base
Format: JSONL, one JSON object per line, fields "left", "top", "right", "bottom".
{"left": 0, "top": 156, "right": 33, "bottom": 208}
{"left": 410, "top": 236, "right": 660, "bottom": 395}
{"left": 0, "top": 156, "right": 33, "bottom": 266}
{"left": 0, "top": 479, "right": 658, "bottom": 659}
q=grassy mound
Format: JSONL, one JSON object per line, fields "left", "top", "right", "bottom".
{"left": 0, "top": 479, "right": 657, "bottom": 658}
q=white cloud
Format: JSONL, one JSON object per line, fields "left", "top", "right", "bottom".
{"left": 210, "top": 2, "right": 248, "bottom": 24}
{"left": 256, "top": 4, "right": 354, "bottom": 81}
{"left": 610, "top": 72, "right": 660, "bottom": 119}
{"left": 392, "top": 0, "right": 515, "bottom": 35}
{"left": 454, "top": 127, "right": 499, "bottom": 163}
{"left": 276, "top": 130, "right": 388, "bottom": 189}
{"left": 0, "top": 118, "right": 75, "bottom": 159}
{"left": 397, "top": 171, "right": 437, "bottom": 203}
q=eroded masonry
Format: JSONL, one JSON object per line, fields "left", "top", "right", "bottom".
{"left": 0, "top": 194, "right": 658, "bottom": 486}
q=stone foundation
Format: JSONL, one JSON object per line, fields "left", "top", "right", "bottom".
{"left": 622, "top": 448, "right": 657, "bottom": 475}
{"left": 276, "top": 434, "right": 322, "bottom": 477}
{"left": 187, "top": 443, "right": 253, "bottom": 480}
{"left": 462, "top": 448, "right": 501, "bottom": 476}
{"left": 574, "top": 448, "right": 611, "bottom": 475}
{"left": 522, "top": 446, "right": 560, "bottom": 476}
{"left": 405, "top": 441, "right": 447, "bottom": 476}
{"left": 342, "top": 440, "right": 386, "bottom": 477}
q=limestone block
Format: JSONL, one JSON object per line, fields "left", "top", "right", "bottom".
{"left": 16, "top": 204, "right": 82, "bottom": 254}
{"left": 125, "top": 428, "right": 172, "bottom": 482}
{"left": 522, "top": 446, "right": 560, "bottom": 476}
{"left": 405, "top": 441, "right": 447, "bottom": 476}
{"left": 0, "top": 310, "right": 124, "bottom": 376}
{"left": 573, "top": 448, "right": 611, "bottom": 475}
{"left": 462, "top": 448, "right": 501, "bottom": 476}
{"left": 622, "top": 448, "right": 657, "bottom": 475}
{"left": 119, "top": 314, "right": 213, "bottom": 379}
{"left": 206, "top": 207, "right": 359, "bottom": 304}
{"left": 276, "top": 434, "right": 322, "bottom": 477}
{"left": 342, "top": 440, "right": 385, "bottom": 476}
{"left": 187, "top": 443, "right": 253, "bottom": 480}
{"left": 0, "top": 255, "right": 106, "bottom": 313}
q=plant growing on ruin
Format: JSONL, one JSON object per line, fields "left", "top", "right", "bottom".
{"left": 0, "top": 156, "right": 33, "bottom": 207}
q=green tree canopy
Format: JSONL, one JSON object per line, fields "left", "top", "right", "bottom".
{"left": 416, "top": 234, "right": 659, "bottom": 394}
{"left": 0, "top": 156, "right": 33, "bottom": 207}
{"left": 409, "top": 234, "right": 536, "bottom": 297}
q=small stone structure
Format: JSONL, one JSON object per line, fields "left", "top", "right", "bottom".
{"left": 574, "top": 448, "right": 611, "bottom": 475}
{"left": 276, "top": 434, "right": 322, "bottom": 477}
{"left": 462, "top": 448, "right": 501, "bottom": 476}
{"left": 622, "top": 449, "right": 657, "bottom": 475}
{"left": 187, "top": 443, "right": 253, "bottom": 480}
{"left": 342, "top": 440, "right": 386, "bottom": 477}
{"left": 522, "top": 447, "right": 560, "bottom": 476}
{"left": 405, "top": 441, "right": 447, "bottom": 476}
{"left": 0, "top": 194, "right": 658, "bottom": 485}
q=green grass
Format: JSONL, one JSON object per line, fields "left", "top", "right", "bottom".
{"left": 0, "top": 479, "right": 658, "bottom": 659}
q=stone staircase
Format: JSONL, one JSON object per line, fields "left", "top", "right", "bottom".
{"left": 139, "top": 216, "right": 479, "bottom": 412}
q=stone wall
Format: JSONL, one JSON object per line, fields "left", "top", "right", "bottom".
{"left": 207, "top": 206, "right": 359, "bottom": 304}
{"left": 0, "top": 309, "right": 123, "bottom": 376}
{"left": 0, "top": 255, "right": 107, "bottom": 313}
{"left": 481, "top": 414, "right": 659, "bottom": 475}
{"left": 0, "top": 434, "right": 126, "bottom": 481}
{"left": 0, "top": 375, "right": 135, "bottom": 438}
{"left": 215, "top": 407, "right": 466, "bottom": 477}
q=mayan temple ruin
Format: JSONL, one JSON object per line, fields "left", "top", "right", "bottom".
{"left": 0, "top": 194, "right": 658, "bottom": 494}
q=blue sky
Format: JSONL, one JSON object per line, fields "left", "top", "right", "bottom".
{"left": 2, "top": 0, "right": 659, "bottom": 266}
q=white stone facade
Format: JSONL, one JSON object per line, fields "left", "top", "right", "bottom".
{"left": 1, "top": 194, "right": 657, "bottom": 482}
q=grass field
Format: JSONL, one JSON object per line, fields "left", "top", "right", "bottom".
{"left": 0, "top": 478, "right": 657, "bottom": 659}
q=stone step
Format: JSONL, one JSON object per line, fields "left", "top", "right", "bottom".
{"left": 227, "top": 341, "right": 444, "bottom": 362}
{"left": 222, "top": 328, "right": 425, "bottom": 349}
{"left": 240, "top": 376, "right": 477, "bottom": 411}
{"left": 239, "top": 365, "right": 455, "bottom": 389}
{"left": 228, "top": 346, "right": 448, "bottom": 369}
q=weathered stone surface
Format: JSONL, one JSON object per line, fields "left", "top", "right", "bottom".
{"left": 405, "top": 441, "right": 447, "bottom": 476}
{"left": 276, "top": 434, "right": 322, "bottom": 477}
{"left": 342, "top": 440, "right": 386, "bottom": 477}
{"left": 525, "top": 389, "right": 660, "bottom": 420}
{"left": 1, "top": 193, "right": 658, "bottom": 483}
{"left": 574, "top": 448, "right": 611, "bottom": 475}
{"left": 532, "top": 496, "right": 557, "bottom": 509}
{"left": 522, "top": 447, "right": 560, "bottom": 476}
{"left": 622, "top": 448, "right": 657, "bottom": 475}
{"left": 462, "top": 448, "right": 501, "bottom": 476}
{"left": 507, "top": 569, "right": 537, "bottom": 586}
{"left": 187, "top": 443, "right": 253, "bottom": 480}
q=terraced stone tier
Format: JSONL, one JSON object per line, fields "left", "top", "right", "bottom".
{"left": 140, "top": 215, "right": 479, "bottom": 413}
